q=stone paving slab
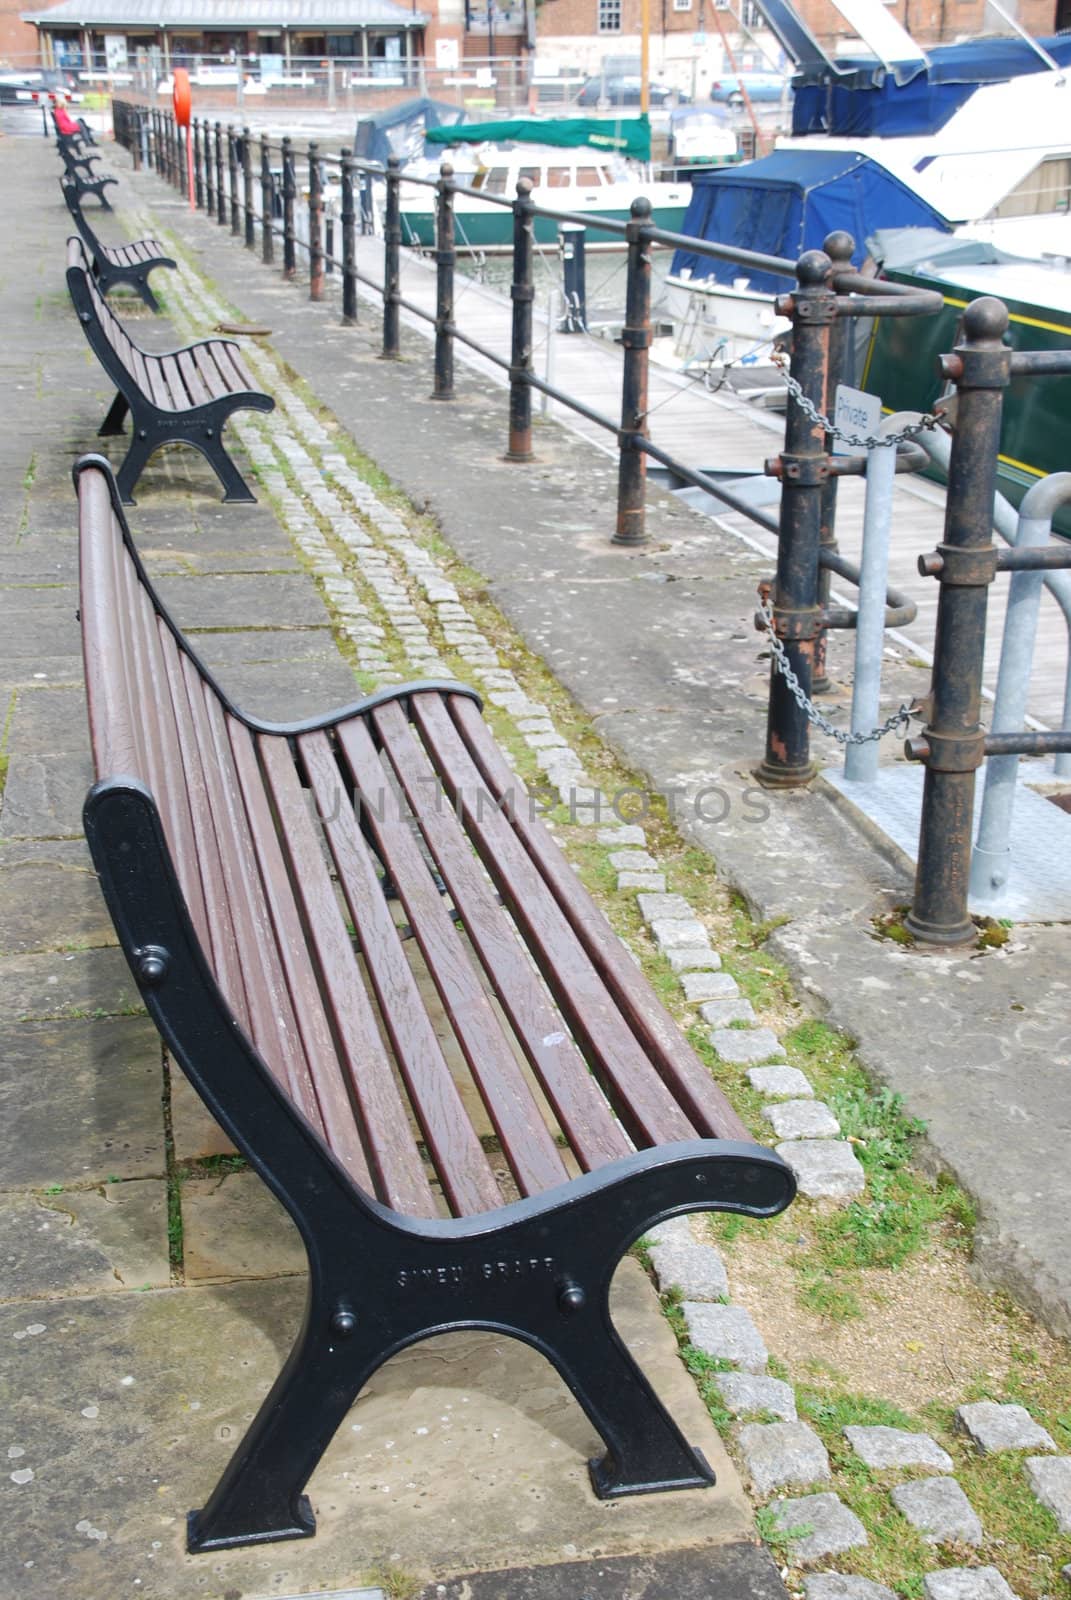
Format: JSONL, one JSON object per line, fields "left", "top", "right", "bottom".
{"left": 0, "top": 588, "right": 81, "bottom": 659}
{"left": 0, "top": 946, "right": 142, "bottom": 1022}
{"left": 0, "top": 1260, "right": 755, "bottom": 1599}
{"left": 0, "top": 1018, "right": 164, "bottom": 1188}
{"left": 0, "top": 750, "right": 94, "bottom": 840}
{"left": 181, "top": 1170, "right": 305, "bottom": 1282}
{"left": 168, "top": 1068, "right": 237, "bottom": 1163}
{"left": 0, "top": 839, "right": 115, "bottom": 956}
{"left": 4, "top": 686, "right": 89, "bottom": 756}
{"left": 0, "top": 1180, "right": 169, "bottom": 1299}
{"left": 153, "top": 571, "right": 331, "bottom": 630}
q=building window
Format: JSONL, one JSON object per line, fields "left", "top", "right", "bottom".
{"left": 598, "top": 0, "right": 622, "bottom": 31}
{"left": 673, "top": 0, "right": 693, "bottom": 11}
{"left": 742, "top": 0, "right": 762, "bottom": 22}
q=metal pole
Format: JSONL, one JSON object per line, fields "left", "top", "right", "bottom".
{"left": 261, "top": 137, "right": 275, "bottom": 265}
{"left": 843, "top": 415, "right": 902, "bottom": 783}
{"left": 194, "top": 118, "right": 205, "bottom": 209}
{"left": 381, "top": 156, "right": 402, "bottom": 359}
{"left": 228, "top": 125, "right": 240, "bottom": 235}
{"left": 340, "top": 149, "right": 358, "bottom": 324}
{"left": 215, "top": 122, "right": 226, "bottom": 225}
{"left": 282, "top": 135, "right": 297, "bottom": 277}
{"left": 308, "top": 141, "right": 324, "bottom": 300}
{"left": 613, "top": 197, "right": 653, "bottom": 544}
{"left": 969, "top": 473, "right": 1071, "bottom": 906}
{"left": 905, "top": 297, "right": 1011, "bottom": 944}
{"left": 242, "top": 125, "right": 255, "bottom": 248}
{"left": 559, "top": 221, "right": 587, "bottom": 332}
{"left": 756, "top": 249, "right": 836, "bottom": 788}
{"left": 814, "top": 229, "right": 854, "bottom": 694}
{"left": 432, "top": 163, "right": 456, "bottom": 400}
{"left": 506, "top": 175, "right": 535, "bottom": 461}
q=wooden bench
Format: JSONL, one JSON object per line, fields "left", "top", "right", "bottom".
{"left": 66, "top": 237, "right": 274, "bottom": 503}
{"left": 75, "top": 453, "right": 796, "bottom": 1555}
{"left": 62, "top": 173, "right": 176, "bottom": 311}
{"left": 58, "top": 139, "right": 116, "bottom": 208}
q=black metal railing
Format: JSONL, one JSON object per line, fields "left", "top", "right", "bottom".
{"left": 113, "top": 100, "right": 948, "bottom": 833}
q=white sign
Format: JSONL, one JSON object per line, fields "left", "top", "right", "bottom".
{"left": 105, "top": 33, "right": 129, "bottom": 71}
{"left": 435, "top": 37, "right": 460, "bottom": 70}
{"left": 832, "top": 383, "right": 882, "bottom": 455}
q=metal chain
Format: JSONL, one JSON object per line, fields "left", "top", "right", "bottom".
{"left": 772, "top": 354, "right": 942, "bottom": 450}
{"left": 757, "top": 599, "right": 915, "bottom": 745}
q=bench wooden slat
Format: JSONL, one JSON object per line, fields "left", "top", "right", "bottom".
{"left": 212, "top": 340, "right": 258, "bottom": 395}
{"left": 258, "top": 734, "right": 439, "bottom": 1216}
{"left": 412, "top": 696, "right": 702, "bottom": 1151}
{"left": 144, "top": 353, "right": 175, "bottom": 412}
{"left": 336, "top": 715, "right": 573, "bottom": 1198}
{"left": 373, "top": 700, "right": 635, "bottom": 1171}
{"left": 159, "top": 353, "right": 191, "bottom": 412}
{"left": 226, "top": 718, "right": 373, "bottom": 1184}
{"left": 300, "top": 730, "right": 505, "bottom": 1216}
{"left": 176, "top": 349, "right": 212, "bottom": 409}
{"left": 111, "top": 528, "right": 212, "bottom": 948}
{"left": 199, "top": 695, "right": 332, "bottom": 1131}
{"left": 80, "top": 467, "right": 142, "bottom": 780}
{"left": 451, "top": 697, "right": 752, "bottom": 1145}
{"left": 191, "top": 344, "right": 229, "bottom": 401}
{"left": 152, "top": 628, "right": 254, "bottom": 1032}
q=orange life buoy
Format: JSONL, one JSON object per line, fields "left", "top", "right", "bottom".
{"left": 173, "top": 67, "right": 191, "bottom": 128}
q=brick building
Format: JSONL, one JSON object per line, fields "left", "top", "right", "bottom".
{"left": 2, "top": 0, "right": 38, "bottom": 65}
{"left": 533, "top": 0, "right": 1066, "bottom": 99}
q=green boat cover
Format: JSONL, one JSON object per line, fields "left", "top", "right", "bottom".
{"left": 424, "top": 115, "right": 651, "bottom": 163}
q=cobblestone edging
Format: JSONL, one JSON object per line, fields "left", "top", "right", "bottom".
{"left": 129, "top": 220, "right": 1071, "bottom": 1600}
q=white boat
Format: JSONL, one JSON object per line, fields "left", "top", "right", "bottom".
{"left": 397, "top": 143, "right": 692, "bottom": 254}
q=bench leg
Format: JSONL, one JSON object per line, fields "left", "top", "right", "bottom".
{"left": 543, "top": 1314, "right": 716, "bottom": 1499}
{"left": 114, "top": 432, "right": 156, "bottom": 504}
{"left": 98, "top": 392, "right": 129, "bottom": 437}
{"left": 134, "top": 274, "right": 161, "bottom": 314}
{"left": 195, "top": 435, "right": 257, "bottom": 504}
{"left": 187, "top": 1289, "right": 384, "bottom": 1552}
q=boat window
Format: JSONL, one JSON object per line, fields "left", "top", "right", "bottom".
{"left": 482, "top": 168, "right": 509, "bottom": 194}
{"left": 546, "top": 166, "right": 573, "bottom": 187}
{"left": 993, "top": 157, "right": 1071, "bottom": 219}
{"left": 519, "top": 166, "right": 541, "bottom": 188}
{"left": 576, "top": 166, "right": 603, "bottom": 186}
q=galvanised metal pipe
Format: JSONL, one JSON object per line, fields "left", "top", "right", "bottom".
{"left": 506, "top": 176, "right": 535, "bottom": 461}
{"left": 432, "top": 163, "right": 456, "bottom": 399}
{"left": 842, "top": 413, "right": 915, "bottom": 783}
{"left": 613, "top": 197, "right": 653, "bottom": 546}
{"left": 228, "top": 126, "right": 240, "bottom": 235}
{"left": 814, "top": 229, "right": 855, "bottom": 692}
{"left": 340, "top": 149, "right": 357, "bottom": 325}
{"left": 308, "top": 142, "right": 324, "bottom": 301}
{"left": 215, "top": 123, "right": 226, "bottom": 226}
{"left": 194, "top": 119, "right": 204, "bottom": 209}
{"left": 242, "top": 126, "right": 254, "bottom": 249}
{"left": 260, "top": 138, "right": 274, "bottom": 265}
{"left": 969, "top": 472, "right": 1071, "bottom": 908}
{"left": 382, "top": 157, "right": 402, "bottom": 359}
{"left": 905, "top": 297, "right": 1011, "bottom": 945}
{"left": 756, "top": 249, "right": 837, "bottom": 788}
{"left": 282, "top": 137, "right": 297, "bottom": 278}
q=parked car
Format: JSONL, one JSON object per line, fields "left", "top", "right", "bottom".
{"left": 575, "top": 75, "right": 689, "bottom": 107}
{"left": 0, "top": 69, "right": 82, "bottom": 105}
{"left": 709, "top": 72, "right": 787, "bottom": 107}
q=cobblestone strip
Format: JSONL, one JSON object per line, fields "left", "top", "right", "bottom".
{"left": 128, "top": 221, "right": 1031, "bottom": 1600}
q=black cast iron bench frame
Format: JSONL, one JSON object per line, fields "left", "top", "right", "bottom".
{"left": 61, "top": 173, "right": 176, "bottom": 310}
{"left": 76, "top": 454, "right": 795, "bottom": 1555}
{"left": 58, "top": 139, "right": 116, "bottom": 208}
{"left": 67, "top": 236, "right": 274, "bottom": 502}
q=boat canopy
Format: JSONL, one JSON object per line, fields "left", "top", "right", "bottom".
{"left": 792, "top": 33, "right": 1071, "bottom": 137}
{"left": 425, "top": 115, "right": 651, "bottom": 163}
{"left": 669, "top": 150, "right": 949, "bottom": 293}
{"left": 354, "top": 98, "right": 468, "bottom": 167}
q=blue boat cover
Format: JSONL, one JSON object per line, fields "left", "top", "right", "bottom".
{"left": 354, "top": 98, "right": 467, "bottom": 167}
{"left": 792, "top": 33, "right": 1071, "bottom": 136}
{"left": 669, "top": 150, "right": 949, "bottom": 293}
